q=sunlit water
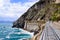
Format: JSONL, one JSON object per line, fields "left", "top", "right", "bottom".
{"left": 0, "top": 22, "right": 33, "bottom": 40}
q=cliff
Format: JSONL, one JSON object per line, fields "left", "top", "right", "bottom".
{"left": 12, "top": 0, "right": 60, "bottom": 30}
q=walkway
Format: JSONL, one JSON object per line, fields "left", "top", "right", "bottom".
{"left": 40, "top": 21, "right": 60, "bottom": 40}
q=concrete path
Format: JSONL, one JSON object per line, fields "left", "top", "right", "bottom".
{"left": 40, "top": 21, "right": 60, "bottom": 40}
{"left": 51, "top": 22, "right": 60, "bottom": 38}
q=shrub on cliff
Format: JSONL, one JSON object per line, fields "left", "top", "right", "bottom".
{"left": 51, "top": 4, "right": 60, "bottom": 21}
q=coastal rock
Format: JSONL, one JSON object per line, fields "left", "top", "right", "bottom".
{"left": 12, "top": 0, "right": 60, "bottom": 33}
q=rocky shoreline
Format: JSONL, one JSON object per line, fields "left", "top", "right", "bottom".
{"left": 12, "top": 0, "right": 60, "bottom": 40}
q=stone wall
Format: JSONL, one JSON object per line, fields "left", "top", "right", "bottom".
{"left": 24, "top": 20, "right": 45, "bottom": 32}
{"left": 24, "top": 21, "right": 39, "bottom": 32}
{"left": 26, "top": 23, "right": 39, "bottom": 31}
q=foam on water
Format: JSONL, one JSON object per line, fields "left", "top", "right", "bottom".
{"left": 0, "top": 22, "right": 34, "bottom": 40}
{"left": 6, "top": 36, "right": 10, "bottom": 38}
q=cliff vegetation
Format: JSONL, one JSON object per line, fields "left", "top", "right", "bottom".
{"left": 12, "top": 0, "right": 60, "bottom": 36}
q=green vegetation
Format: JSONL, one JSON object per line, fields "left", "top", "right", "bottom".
{"left": 50, "top": 4, "right": 60, "bottom": 21}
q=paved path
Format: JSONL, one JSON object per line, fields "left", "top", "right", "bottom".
{"left": 52, "top": 22, "right": 60, "bottom": 38}
{"left": 40, "top": 21, "right": 60, "bottom": 40}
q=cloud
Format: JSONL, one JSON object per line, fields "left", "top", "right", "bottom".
{"left": 0, "top": 0, "right": 39, "bottom": 21}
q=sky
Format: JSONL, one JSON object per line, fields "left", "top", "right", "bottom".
{"left": 0, "top": 0, "right": 39, "bottom": 22}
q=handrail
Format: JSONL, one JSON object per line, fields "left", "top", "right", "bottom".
{"left": 49, "top": 25, "right": 60, "bottom": 40}
{"left": 40, "top": 21, "right": 60, "bottom": 40}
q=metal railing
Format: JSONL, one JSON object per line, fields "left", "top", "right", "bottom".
{"left": 49, "top": 25, "right": 60, "bottom": 40}
{"left": 40, "top": 21, "right": 60, "bottom": 40}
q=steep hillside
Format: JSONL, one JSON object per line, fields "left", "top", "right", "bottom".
{"left": 12, "top": 0, "right": 60, "bottom": 29}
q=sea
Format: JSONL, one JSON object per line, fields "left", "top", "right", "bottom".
{"left": 0, "top": 22, "right": 33, "bottom": 40}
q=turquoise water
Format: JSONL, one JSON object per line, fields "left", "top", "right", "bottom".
{"left": 0, "top": 22, "right": 32, "bottom": 40}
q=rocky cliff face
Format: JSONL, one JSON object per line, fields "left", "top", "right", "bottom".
{"left": 12, "top": 0, "right": 60, "bottom": 29}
